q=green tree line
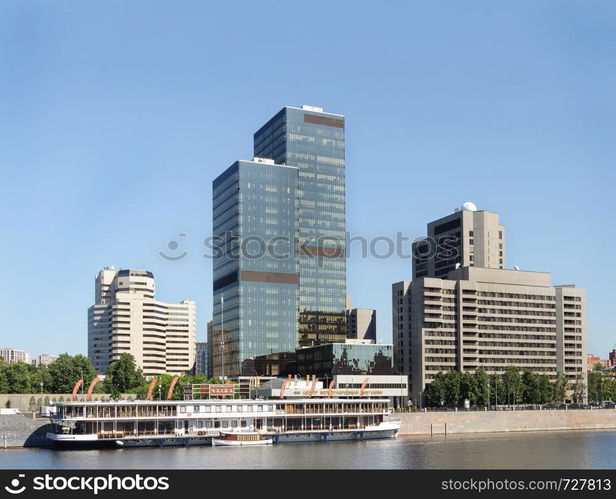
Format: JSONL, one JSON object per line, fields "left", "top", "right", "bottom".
{"left": 0, "top": 353, "right": 221, "bottom": 399}
{"left": 424, "top": 366, "right": 587, "bottom": 407}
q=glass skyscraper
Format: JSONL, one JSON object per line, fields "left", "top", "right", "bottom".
{"left": 213, "top": 106, "right": 347, "bottom": 376}
{"left": 254, "top": 105, "right": 347, "bottom": 315}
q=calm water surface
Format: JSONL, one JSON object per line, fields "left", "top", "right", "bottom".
{"left": 2, "top": 430, "right": 615, "bottom": 469}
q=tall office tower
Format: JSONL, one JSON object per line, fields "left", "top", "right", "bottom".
{"left": 212, "top": 106, "right": 348, "bottom": 376}
{"left": 253, "top": 105, "right": 347, "bottom": 323}
{"left": 212, "top": 159, "right": 299, "bottom": 377}
{"left": 413, "top": 202, "right": 505, "bottom": 279}
{"left": 88, "top": 268, "right": 196, "bottom": 377}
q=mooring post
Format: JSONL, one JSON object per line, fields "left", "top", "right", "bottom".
{"left": 430, "top": 424, "right": 433, "bottom": 437}
{"left": 445, "top": 423, "right": 448, "bottom": 436}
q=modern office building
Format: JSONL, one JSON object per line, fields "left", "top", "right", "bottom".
{"left": 412, "top": 202, "right": 505, "bottom": 279}
{"left": 212, "top": 105, "right": 348, "bottom": 376}
{"left": 394, "top": 205, "right": 586, "bottom": 406}
{"left": 0, "top": 349, "right": 30, "bottom": 364}
{"left": 88, "top": 267, "right": 196, "bottom": 377}
{"left": 195, "top": 342, "right": 209, "bottom": 377}
{"left": 212, "top": 158, "right": 299, "bottom": 377}
{"left": 296, "top": 340, "right": 395, "bottom": 379}
{"left": 298, "top": 310, "right": 348, "bottom": 347}
{"left": 347, "top": 308, "right": 377, "bottom": 342}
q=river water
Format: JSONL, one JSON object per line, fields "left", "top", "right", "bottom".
{"left": 1, "top": 430, "right": 614, "bottom": 469}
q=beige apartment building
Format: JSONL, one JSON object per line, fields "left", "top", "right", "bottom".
{"left": 395, "top": 204, "right": 586, "bottom": 406}
{"left": 88, "top": 268, "right": 196, "bottom": 377}
{"left": 0, "top": 349, "right": 30, "bottom": 364}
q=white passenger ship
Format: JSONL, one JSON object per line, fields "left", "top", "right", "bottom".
{"left": 47, "top": 398, "right": 400, "bottom": 448}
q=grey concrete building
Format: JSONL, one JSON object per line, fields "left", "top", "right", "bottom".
{"left": 347, "top": 308, "right": 377, "bottom": 342}
{"left": 395, "top": 204, "right": 586, "bottom": 406}
{"left": 413, "top": 202, "right": 505, "bottom": 279}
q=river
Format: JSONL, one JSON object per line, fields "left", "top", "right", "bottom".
{"left": 1, "top": 430, "right": 614, "bottom": 469}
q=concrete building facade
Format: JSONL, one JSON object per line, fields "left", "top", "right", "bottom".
{"left": 0, "top": 349, "right": 30, "bottom": 364}
{"left": 347, "top": 308, "right": 377, "bottom": 342}
{"left": 395, "top": 204, "right": 586, "bottom": 406}
{"left": 413, "top": 202, "right": 505, "bottom": 279}
{"left": 88, "top": 268, "right": 196, "bottom": 377}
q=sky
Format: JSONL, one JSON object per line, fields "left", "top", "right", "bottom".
{"left": 1, "top": 0, "right": 615, "bottom": 358}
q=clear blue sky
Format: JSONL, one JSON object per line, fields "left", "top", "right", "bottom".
{"left": 1, "top": 1, "right": 614, "bottom": 358}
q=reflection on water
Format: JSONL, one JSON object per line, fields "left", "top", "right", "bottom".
{"left": 1, "top": 430, "right": 614, "bottom": 470}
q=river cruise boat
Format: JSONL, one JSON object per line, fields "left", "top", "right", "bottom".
{"left": 46, "top": 398, "right": 400, "bottom": 448}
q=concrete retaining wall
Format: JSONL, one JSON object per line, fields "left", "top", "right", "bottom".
{"left": 0, "top": 415, "right": 52, "bottom": 448}
{"left": 398, "top": 409, "right": 616, "bottom": 436}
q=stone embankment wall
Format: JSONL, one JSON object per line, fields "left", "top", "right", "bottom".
{"left": 0, "top": 414, "right": 52, "bottom": 448}
{"left": 397, "top": 409, "right": 616, "bottom": 436}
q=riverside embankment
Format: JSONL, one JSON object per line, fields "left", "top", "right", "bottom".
{"left": 398, "top": 408, "right": 616, "bottom": 436}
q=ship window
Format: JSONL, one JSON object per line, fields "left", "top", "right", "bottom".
{"left": 215, "top": 406, "right": 222, "bottom": 413}
{"left": 222, "top": 421, "right": 229, "bottom": 428}
{"left": 226, "top": 406, "right": 233, "bottom": 413}
{"left": 206, "top": 421, "right": 212, "bottom": 428}
{"left": 231, "top": 421, "right": 238, "bottom": 427}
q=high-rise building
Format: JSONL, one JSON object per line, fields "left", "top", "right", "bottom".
{"left": 394, "top": 205, "right": 586, "bottom": 406}
{"left": 0, "top": 349, "right": 30, "bottom": 364}
{"left": 88, "top": 268, "right": 196, "bottom": 377}
{"left": 212, "top": 105, "right": 347, "bottom": 376}
{"left": 413, "top": 202, "right": 505, "bottom": 279}
{"left": 347, "top": 308, "right": 377, "bottom": 342}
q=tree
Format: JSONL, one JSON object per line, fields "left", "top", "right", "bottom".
{"left": 489, "top": 374, "right": 505, "bottom": 406}
{"left": 103, "top": 354, "right": 144, "bottom": 397}
{"left": 537, "top": 375, "right": 553, "bottom": 404}
{"left": 503, "top": 366, "right": 523, "bottom": 405}
{"left": 3, "top": 362, "right": 34, "bottom": 393}
{"left": 47, "top": 354, "right": 97, "bottom": 394}
{"left": 522, "top": 370, "right": 540, "bottom": 404}
{"left": 424, "top": 372, "right": 447, "bottom": 407}
{"left": 460, "top": 372, "right": 477, "bottom": 406}
{"left": 474, "top": 367, "right": 490, "bottom": 407}
{"left": 573, "top": 374, "right": 586, "bottom": 403}
{"left": 553, "top": 373, "right": 568, "bottom": 403}
{"left": 443, "top": 370, "right": 462, "bottom": 407}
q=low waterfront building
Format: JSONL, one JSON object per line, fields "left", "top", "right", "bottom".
{"left": 0, "top": 348, "right": 30, "bottom": 364}
{"left": 88, "top": 267, "right": 196, "bottom": 376}
{"left": 296, "top": 340, "right": 395, "bottom": 379}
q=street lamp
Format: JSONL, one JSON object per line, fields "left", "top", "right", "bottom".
{"left": 40, "top": 381, "right": 44, "bottom": 395}
{"left": 220, "top": 294, "right": 225, "bottom": 380}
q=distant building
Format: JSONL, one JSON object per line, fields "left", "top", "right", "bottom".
{"left": 88, "top": 267, "right": 196, "bottom": 376}
{"left": 32, "top": 354, "right": 58, "bottom": 366}
{"left": 347, "top": 308, "right": 376, "bottom": 342}
{"left": 0, "top": 349, "right": 30, "bottom": 364}
{"left": 609, "top": 350, "right": 616, "bottom": 367}
{"left": 296, "top": 340, "right": 394, "bottom": 379}
{"left": 587, "top": 354, "right": 610, "bottom": 371}
{"left": 195, "top": 342, "right": 209, "bottom": 377}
